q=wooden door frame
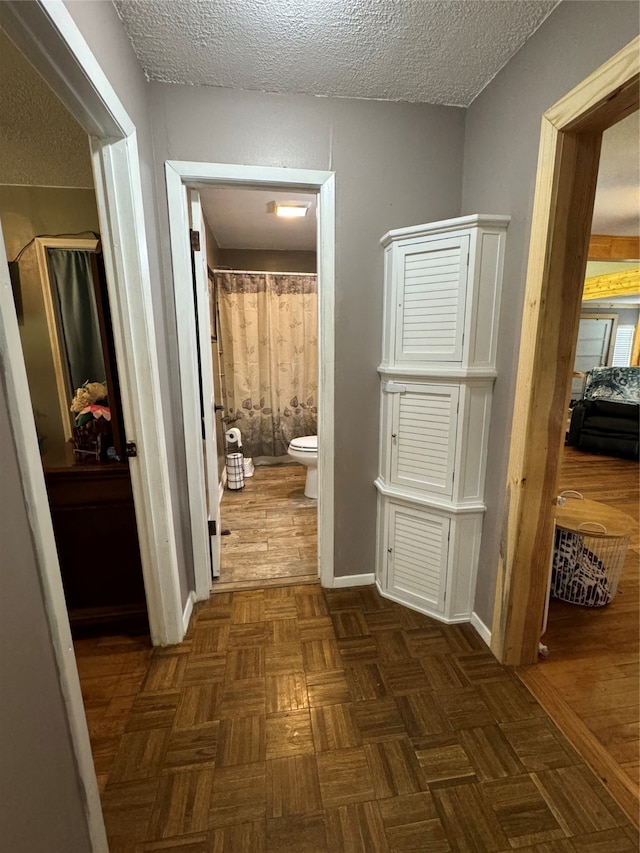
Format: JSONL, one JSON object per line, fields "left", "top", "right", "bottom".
{"left": 491, "top": 37, "right": 639, "bottom": 666}
{"left": 165, "top": 161, "right": 335, "bottom": 591}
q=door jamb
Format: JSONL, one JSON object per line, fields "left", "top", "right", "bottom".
{"left": 491, "top": 36, "right": 639, "bottom": 666}
{"left": 0, "top": 2, "right": 186, "bottom": 847}
{"left": 165, "top": 161, "right": 335, "bottom": 592}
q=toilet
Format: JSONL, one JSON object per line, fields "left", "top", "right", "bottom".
{"left": 287, "top": 435, "right": 318, "bottom": 499}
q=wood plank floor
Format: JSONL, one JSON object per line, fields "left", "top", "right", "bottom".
{"left": 518, "top": 445, "right": 639, "bottom": 826}
{"left": 75, "top": 581, "right": 638, "bottom": 851}
{"left": 218, "top": 463, "right": 317, "bottom": 588}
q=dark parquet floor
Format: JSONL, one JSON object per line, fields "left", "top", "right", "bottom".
{"left": 76, "top": 582, "right": 638, "bottom": 852}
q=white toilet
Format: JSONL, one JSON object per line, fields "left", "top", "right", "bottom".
{"left": 287, "top": 435, "right": 318, "bottom": 499}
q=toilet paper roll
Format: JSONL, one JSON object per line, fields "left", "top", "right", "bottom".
{"left": 225, "top": 427, "right": 242, "bottom": 447}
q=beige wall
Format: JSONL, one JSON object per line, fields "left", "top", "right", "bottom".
{"left": 217, "top": 249, "right": 316, "bottom": 273}
{"left": 148, "top": 84, "right": 465, "bottom": 578}
{"left": 0, "top": 186, "right": 100, "bottom": 459}
{"left": 461, "top": 1, "right": 640, "bottom": 626}
{"left": 0, "top": 30, "right": 93, "bottom": 187}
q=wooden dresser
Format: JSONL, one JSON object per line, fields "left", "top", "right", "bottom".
{"left": 44, "top": 457, "right": 148, "bottom": 635}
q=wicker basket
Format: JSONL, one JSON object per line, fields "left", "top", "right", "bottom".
{"left": 552, "top": 522, "right": 629, "bottom": 607}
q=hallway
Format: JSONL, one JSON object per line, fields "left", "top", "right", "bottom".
{"left": 76, "top": 583, "right": 636, "bottom": 851}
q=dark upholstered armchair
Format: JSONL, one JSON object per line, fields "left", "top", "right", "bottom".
{"left": 567, "top": 366, "right": 639, "bottom": 459}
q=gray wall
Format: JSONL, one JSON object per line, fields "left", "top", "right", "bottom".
{"left": 581, "top": 304, "right": 639, "bottom": 328}
{"left": 461, "top": 1, "right": 640, "bottom": 625}
{"left": 148, "top": 85, "right": 465, "bottom": 577}
{"left": 0, "top": 376, "right": 93, "bottom": 853}
{"left": 217, "top": 249, "right": 317, "bottom": 273}
{"left": 63, "top": 0, "right": 194, "bottom": 606}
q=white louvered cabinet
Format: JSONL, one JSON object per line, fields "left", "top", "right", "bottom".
{"left": 376, "top": 214, "right": 509, "bottom": 623}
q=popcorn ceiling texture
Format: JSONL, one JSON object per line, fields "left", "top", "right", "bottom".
{"left": 113, "top": 0, "right": 559, "bottom": 107}
{"left": 0, "top": 31, "right": 93, "bottom": 187}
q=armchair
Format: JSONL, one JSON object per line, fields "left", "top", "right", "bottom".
{"left": 567, "top": 366, "right": 639, "bottom": 459}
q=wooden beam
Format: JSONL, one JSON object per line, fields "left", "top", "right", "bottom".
{"left": 493, "top": 36, "right": 639, "bottom": 668}
{"left": 588, "top": 234, "right": 640, "bottom": 261}
{"left": 546, "top": 36, "right": 639, "bottom": 133}
{"left": 632, "top": 325, "right": 640, "bottom": 366}
{"left": 492, "top": 121, "right": 601, "bottom": 666}
{"left": 583, "top": 267, "right": 640, "bottom": 299}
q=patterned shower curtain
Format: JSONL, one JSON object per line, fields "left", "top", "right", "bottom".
{"left": 216, "top": 271, "right": 318, "bottom": 459}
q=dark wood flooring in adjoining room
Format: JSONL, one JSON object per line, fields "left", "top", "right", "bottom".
{"left": 75, "top": 582, "right": 638, "bottom": 852}
{"left": 218, "top": 462, "right": 317, "bottom": 588}
{"left": 519, "top": 445, "right": 639, "bottom": 827}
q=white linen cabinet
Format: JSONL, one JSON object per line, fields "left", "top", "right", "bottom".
{"left": 375, "top": 214, "right": 509, "bottom": 622}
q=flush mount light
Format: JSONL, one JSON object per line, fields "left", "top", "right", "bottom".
{"left": 273, "top": 202, "right": 310, "bottom": 218}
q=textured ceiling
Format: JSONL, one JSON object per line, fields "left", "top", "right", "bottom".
{"left": 113, "top": 0, "right": 559, "bottom": 107}
{"left": 0, "top": 30, "right": 93, "bottom": 187}
{"left": 199, "top": 187, "right": 317, "bottom": 251}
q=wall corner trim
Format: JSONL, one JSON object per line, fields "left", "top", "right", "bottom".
{"left": 470, "top": 611, "right": 492, "bottom": 647}
{"left": 330, "top": 573, "right": 375, "bottom": 589}
{"left": 182, "top": 590, "right": 196, "bottom": 633}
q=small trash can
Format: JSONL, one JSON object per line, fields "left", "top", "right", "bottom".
{"left": 226, "top": 452, "right": 245, "bottom": 490}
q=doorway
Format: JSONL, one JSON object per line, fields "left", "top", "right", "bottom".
{"left": 0, "top": 5, "right": 185, "bottom": 847}
{"left": 492, "top": 36, "right": 639, "bottom": 667}
{"left": 202, "top": 185, "right": 320, "bottom": 587}
{"left": 0, "top": 199, "right": 149, "bottom": 634}
{"left": 165, "top": 161, "right": 336, "bottom": 596}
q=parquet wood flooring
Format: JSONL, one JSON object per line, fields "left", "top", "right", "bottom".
{"left": 518, "top": 445, "right": 639, "bottom": 826}
{"left": 76, "top": 582, "right": 637, "bottom": 851}
{"left": 218, "top": 463, "right": 317, "bottom": 586}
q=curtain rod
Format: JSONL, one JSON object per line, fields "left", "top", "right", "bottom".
{"left": 212, "top": 268, "right": 316, "bottom": 277}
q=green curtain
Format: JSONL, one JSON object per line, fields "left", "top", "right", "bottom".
{"left": 46, "top": 248, "right": 105, "bottom": 392}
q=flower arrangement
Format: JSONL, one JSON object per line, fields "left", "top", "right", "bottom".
{"left": 70, "top": 381, "right": 112, "bottom": 461}
{"left": 70, "top": 381, "right": 111, "bottom": 425}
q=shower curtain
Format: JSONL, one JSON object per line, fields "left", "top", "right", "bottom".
{"left": 216, "top": 271, "right": 318, "bottom": 459}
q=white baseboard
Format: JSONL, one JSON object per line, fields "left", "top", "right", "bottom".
{"left": 182, "top": 590, "right": 196, "bottom": 634}
{"left": 470, "top": 611, "right": 492, "bottom": 647}
{"left": 330, "top": 573, "right": 375, "bottom": 588}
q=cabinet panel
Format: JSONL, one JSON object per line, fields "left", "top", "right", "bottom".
{"left": 389, "top": 383, "right": 458, "bottom": 496}
{"left": 393, "top": 235, "right": 469, "bottom": 365}
{"left": 387, "top": 502, "right": 449, "bottom": 613}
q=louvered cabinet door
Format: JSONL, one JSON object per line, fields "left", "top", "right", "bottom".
{"left": 386, "top": 502, "right": 449, "bottom": 614}
{"left": 389, "top": 383, "right": 458, "bottom": 497}
{"left": 393, "top": 234, "right": 469, "bottom": 365}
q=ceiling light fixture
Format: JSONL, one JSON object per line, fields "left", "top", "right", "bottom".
{"left": 274, "top": 202, "right": 310, "bottom": 219}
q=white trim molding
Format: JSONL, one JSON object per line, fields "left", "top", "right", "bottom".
{"left": 331, "top": 573, "right": 376, "bottom": 588}
{"left": 165, "top": 161, "right": 336, "bottom": 589}
{"left": 470, "top": 611, "right": 492, "bottom": 647}
{"left": 182, "top": 590, "right": 196, "bottom": 633}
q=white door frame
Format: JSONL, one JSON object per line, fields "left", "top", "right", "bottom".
{"left": 0, "top": 2, "right": 184, "bottom": 847}
{"left": 165, "top": 161, "right": 335, "bottom": 589}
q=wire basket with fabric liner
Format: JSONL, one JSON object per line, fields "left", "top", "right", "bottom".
{"left": 552, "top": 493, "right": 634, "bottom": 607}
